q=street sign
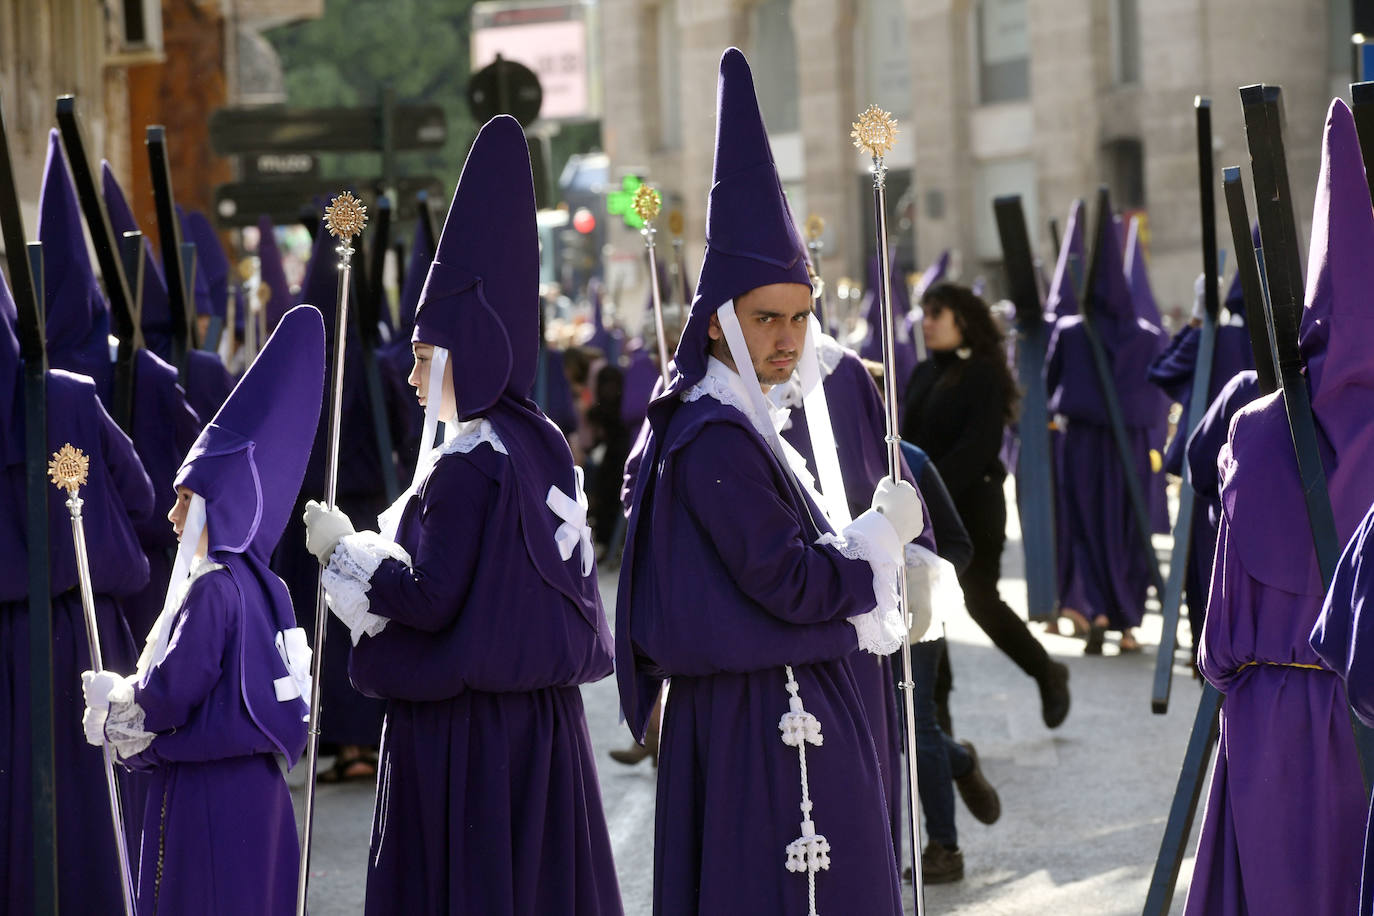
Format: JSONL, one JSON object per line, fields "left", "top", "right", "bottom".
{"left": 467, "top": 56, "right": 543, "bottom": 127}
{"left": 243, "top": 152, "right": 319, "bottom": 180}
{"left": 212, "top": 175, "right": 444, "bottom": 228}
{"left": 208, "top": 104, "right": 447, "bottom": 155}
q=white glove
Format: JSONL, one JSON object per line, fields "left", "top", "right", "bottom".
{"left": 871, "top": 477, "right": 924, "bottom": 544}
{"left": 81, "top": 670, "right": 121, "bottom": 747}
{"left": 904, "top": 561, "right": 935, "bottom": 643}
{"left": 303, "top": 501, "right": 355, "bottom": 566}
{"left": 1191, "top": 273, "right": 1207, "bottom": 322}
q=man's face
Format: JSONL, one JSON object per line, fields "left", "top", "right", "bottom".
{"left": 708, "top": 283, "right": 812, "bottom": 388}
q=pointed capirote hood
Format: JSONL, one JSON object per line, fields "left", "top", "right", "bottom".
{"left": 0, "top": 270, "right": 21, "bottom": 464}
{"left": 413, "top": 115, "right": 539, "bottom": 419}
{"left": 39, "top": 131, "right": 111, "bottom": 393}
{"left": 178, "top": 207, "right": 224, "bottom": 319}
{"left": 174, "top": 305, "right": 325, "bottom": 563}
{"left": 859, "top": 245, "right": 912, "bottom": 365}
{"left": 672, "top": 48, "right": 811, "bottom": 391}
{"left": 1083, "top": 189, "right": 1136, "bottom": 331}
{"left": 256, "top": 214, "right": 292, "bottom": 335}
{"left": 1124, "top": 215, "right": 1163, "bottom": 328}
{"left": 102, "top": 160, "right": 172, "bottom": 358}
{"left": 1302, "top": 98, "right": 1374, "bottom": 438}
{"left": 396, "top": 208, "right": 437, "bottom": 342}
{"left": 1046, "top": 200, "right": 1086, "bottom": 318}
{"left": 913, "top": 249, "right": 950, "bottom": 299}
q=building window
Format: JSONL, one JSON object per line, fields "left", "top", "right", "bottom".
{"left": 973, "top": 157, "right": 1037, "bottom": 260}
{"left": 749, "top": 0, "right": 800, "bottom": 134}
{"left": 855, "top": 0, "right": 913, "bottom": 120}
{"left": 1104, "top": 138, "right": 1145, "bottom": 211}
{"left": 1112, "top": 0, "right": 1140, "bottom": 85}
{"left": 975, "top": 0, "right": 1029, "bottom": 105}
{"left": 654, "top": 0, "right": 682, "bottom": 150}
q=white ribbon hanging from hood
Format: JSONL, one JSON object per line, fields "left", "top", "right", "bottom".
{"left": 379, "top": 346, "right": 453, "bottom": 541}
{"left": 718, "top": 302, "right": 851, "bottom": 529}
{"left": 137, "top": 493, "right": 207, "bottom": 678}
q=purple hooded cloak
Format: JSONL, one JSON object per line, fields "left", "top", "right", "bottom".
{"left": 615, "top": 49, "right": 905, "bottom": 915}
{"left": 0, "top": 265, "right": 155, "bottom": 913}
{"left": 1185, "top": 99, "right": 1369, "bottom": 916}
{"left": 321, "top": 115, "right": 621, "bottom": 914}
{"left": 1045, "top": 191, "right": 1168, "bottom": 630}
{"left": 98, "top": 304, "right": 322, "bottom": 915}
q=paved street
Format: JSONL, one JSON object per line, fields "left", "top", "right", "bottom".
{"left": 290, "top": 490, "right": 1203, "bottom": 914}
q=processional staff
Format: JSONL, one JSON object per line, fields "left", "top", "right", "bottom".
{"left": 633, "top": 184, "right": 672, "bottom": 387}
{"left": 49, "top": 445, "right": 136, "bottom": 916}
{"left": 852, "top": 103, "right": 927, "bottom": 916}
{"left": 296, "top": 191, "right": 367, "bottom": 916}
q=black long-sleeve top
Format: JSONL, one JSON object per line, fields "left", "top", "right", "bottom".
{"left": 900, "top": 351, "right": 1010, "bottom": 506}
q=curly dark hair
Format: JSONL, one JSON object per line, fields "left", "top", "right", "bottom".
{"left": 920, "top": 282, "right": 1020, "bottom": 423}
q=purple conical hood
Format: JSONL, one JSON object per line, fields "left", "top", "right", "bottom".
{"left": 1302, "top": 99, "right": 1374, "bottom": 446}
{"left": 914, "top": 249, "right": 950, "bottom": 298}
{"left": 102, "top": 161, "right": 172, "bottom": 357}
{"left": 859, "top": 246, "right": 911, "bottom": 363}
{"left": 39, "top": 131, "right": 111, "bottom": 392}
{"left": 1046, "top": 200, "right": 1086, "bottom": 318}
{"left": 396, "top": 210, "right": 437, "bottom": 341}
{"left": 674, "top": 48, "right": 811, "bottom": 390}
{"left": 175, "top": 305, "right": 324, "bottom": 562}
{"left": 256, "top": 214, "right": 292, "bottom": 335}
{"left": 414, "top": 115, "right": 538, "bottom": 419}
{"left": 0, "top": 270, "right": 21, "bottom": 464}
{"left": 1086, "top": 191, "right": 1136, "bottom": 330}
{"left": 182, "top": 208, "right": 229, "bottom": 320}
{"left": 1124, "top": 216, "right": 1162, "bottom": 327}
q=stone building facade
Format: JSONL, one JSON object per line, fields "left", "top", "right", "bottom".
{"left": 602, "top": 0, "right": 1353, "bottom": 322}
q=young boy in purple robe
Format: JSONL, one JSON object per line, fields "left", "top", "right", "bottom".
{"left": 304, "top": 115, "right": 622, "bottom": 915}
{"left": 616, "top": 49, "right": 921, "bottom": 915}
{"left": 1185, "top": 99, "right": 1369, "bottom": 916}
{"left": 80, "top": 305, "right": 321, "bottom": 915}
{"left": 1044, "top": 191, "right": 1169, "bottom": 654}
{"left": 37, "top": 133, "right": 202, "bottom": 646}
{"left": 101, "top": 162, "right": 235, "bottom": 422}
{"left": 0, "top": 265, "right": 155, "bottom": 912}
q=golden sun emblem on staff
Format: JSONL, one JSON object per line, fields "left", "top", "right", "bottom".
{"left": 805, "top": 214, "right": 825, "bottom": 242}
{"left": 851, "top": 105, "right": 899, "bottom": 158}
{"left": 48, "top": 444, "right": 90, "bottom": 496}
{"left": 324, "top": 191, "right": 368, "bottom": 239}
{"left": 632, "top": 185, "right": 662, "bottom": 225}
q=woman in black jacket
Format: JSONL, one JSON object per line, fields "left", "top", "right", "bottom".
{"left": 901, "top": 282, "right": 1070, "bottom": 731}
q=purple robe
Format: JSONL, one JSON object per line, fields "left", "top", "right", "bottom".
{"left": 778, "top": 342, "right": 936, "bottom": 859}
{"left": 620, "top": 349, "right": 659, "bottom": 429}
{"left": 377, "top": 216, "right": 432, "bottom": 481}
{"left": 619, "top": 394, "right": 902, "bottom": 914}
{"left": 1313, "top": 505, "right": 1374, "bottom": 916}
{"left": 1044, "top": 210, "right": 1168, "bottom": 629}
{"left": 1179, "top": 370, "right": 1261, "bottom": 643}
{"left": 1187, "top": 99, "right": 1372, "bottom": 916}
{"left": 346, "top": 442, "right": 620, "bottom": 913}
{"left": 1, "top": 364, "right": 153, "bottom": 914}
{"left": 858, "top": 248, "right": 916, "bottom": 393}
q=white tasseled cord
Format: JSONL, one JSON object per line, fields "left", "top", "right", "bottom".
{"left": 779, "top": 664, "right": 830, "bottom": 915}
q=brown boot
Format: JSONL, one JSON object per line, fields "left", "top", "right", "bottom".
{"left": 921, "top": 842, "right": 964, "bottom": 884}
{"left": 953, "top": 740, "right": 1001, "bottom": 825}
{"left": 609, "top": 699, "right": 661, "bottom": 766}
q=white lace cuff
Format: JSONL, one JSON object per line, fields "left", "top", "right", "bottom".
{"left": 105, "top": 675, "right": 154, "bottom": 762}
{"left": 323, "top": 531, "right": 413, "bottom": 645}
{"left": 817, "top": 509, "right": 905, "bottom": 655}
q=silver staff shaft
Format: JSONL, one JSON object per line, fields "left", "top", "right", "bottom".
{"left": 870, "top": 153, "right": 926, "bottom": 914}
{"left": 644, "top": 226, "right": 672, "bottom": 387}
{"left": 296, "top": 241, "right": 354, "bottom": 916}
{"left": 66, "top": 495, "right": 136, "bottom": 916}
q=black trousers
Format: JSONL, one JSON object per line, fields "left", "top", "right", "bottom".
{"left": 950, "top": 473, "right": 1053, "bottom": 683}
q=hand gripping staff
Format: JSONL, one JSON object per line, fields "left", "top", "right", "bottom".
{"left": 853, "top": 104, "right": 926, "bottom": 916}
{"left": 49, "top": 445, "right": 136, "bottom": 916}
{"left": 296, "top": 191, "right": 367, "bottom": 916}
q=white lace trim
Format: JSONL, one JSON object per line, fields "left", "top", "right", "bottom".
{"left": 322, "top": 531, "right": 414, "bottom": 645}
{"left": 444, "top": 416, "right": 507, "bottom": 457}
{"left": 817, "top": 509, "right": 905, "bottom": 655}
{"left": 380, "top": 417, "right": 506, "bottom": 541}
{"left": 779, "top": 664, "right": 830, "bottom": 914}
{"left": 104, "top": 674, "right": 154, "bottom": 762}
{"left": 815, "top": 333, "right": 847, "bottom": 379}
{"left": 681, "top": 357, "right": 789, "bottom": 445}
